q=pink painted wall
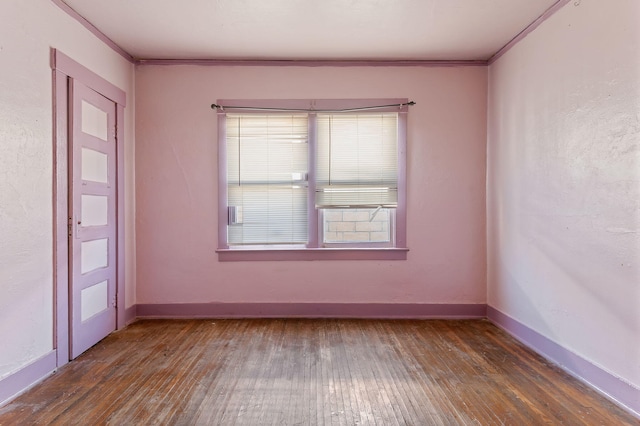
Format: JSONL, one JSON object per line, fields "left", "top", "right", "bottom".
{"left": 135, "top": 65, "right": 487, "bottom": 305}
{"left": 0, "top": 0, "right": 135, "bottom": 382}
{"left": 487, "top": 0, "right": 640, "bottom": 392}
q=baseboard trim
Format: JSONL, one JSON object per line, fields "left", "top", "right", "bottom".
{"left": 0, "top": 350, "right": 57, "bottom": 407}
{"left": 136, "top": 302, "right": 487, "bottom": 319}
{"left": 487, "top": 306, "right": 639, "bottom": 418}
{"left": 125, "top": 305, "right": 137, "bottom": 325}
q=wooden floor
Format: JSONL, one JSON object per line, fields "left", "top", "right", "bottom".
{"left": 0, "top": 319, "right": 635, "bottom": 425}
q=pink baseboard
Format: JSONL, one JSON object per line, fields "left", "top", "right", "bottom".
{"left": 487, "top": 306, "right": 639, "bottom": 418}
{"left": 136, "top": 302, "right": 487, "bottom": 319}
{"left": 125, "top": 305, "right": 137, "bottom": 325}
{"left": 0, "top": 350, "right": 57, "bottom": 407}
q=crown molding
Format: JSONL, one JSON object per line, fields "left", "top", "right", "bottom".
{"left": 52, "top": 0, "right": 571, "bottom": 68}
{"left": 51, "top": 0, "right": 135, "bottom": 63}
{"left": 488, "top": 0, "right": 571, "bottom": 64}
{"left": 135, "top": 58, "right": 488, "bottom": 67}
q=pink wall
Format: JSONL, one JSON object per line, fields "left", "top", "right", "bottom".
{"left": 0, "top": 0, "right": 135, "bottom": 386}
{"left": 487, "top": 0, "right": 640, "bottom": 392}
{"left": 135, "top": 65, "right": 487, "bottom": 305}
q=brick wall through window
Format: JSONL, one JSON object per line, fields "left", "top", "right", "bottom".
{"left": 323, "top": 208, "right": 391, "bottom": 243}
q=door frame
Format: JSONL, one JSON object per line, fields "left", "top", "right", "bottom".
{"left": 51, "top": 49, "right": 127, "bottom": 367}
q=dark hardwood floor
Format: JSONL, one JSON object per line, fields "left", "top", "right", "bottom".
{"left": 0, "top": 319, "right": 636, "bottom": 425}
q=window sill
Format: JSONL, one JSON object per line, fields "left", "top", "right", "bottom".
{"left": 216, "top": 247, "right": 409, "bottom": 262}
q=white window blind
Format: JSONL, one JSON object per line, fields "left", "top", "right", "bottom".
{"left": 226, "top": 114, "right": 308, "bottom": 245}
{"left": 316, "top": 113, "right": 398, "bottom": 208}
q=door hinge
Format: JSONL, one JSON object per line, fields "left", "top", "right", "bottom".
{"left": 112, "top": 296, "right": 117, "bottom": 308}
{"left": 68, "top": 217, "right": 73, "bottom": 236}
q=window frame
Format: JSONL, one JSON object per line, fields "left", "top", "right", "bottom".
{"left": 216, "top": 99, "right": 408, "bottom": 261}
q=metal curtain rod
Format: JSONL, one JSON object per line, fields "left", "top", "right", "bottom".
{"left": 210, "top": 101, "right": 415, "bottom": 113}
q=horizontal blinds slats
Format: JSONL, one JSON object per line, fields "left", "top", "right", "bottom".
{"left": 227, "top": 114, "right": 308, "bottom": 245}
{"left": 316, "top": 113, "right": 398, "bottom": 208}
{"left": 315, "top": 187, "right": 398, "bottom": 208}
{"left": 227, "top": 186, "right": 308, "bottom": 244}
{"left": 227, "top": 114, "right": 308, "bottom": 185}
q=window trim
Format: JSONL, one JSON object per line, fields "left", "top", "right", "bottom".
{"left": 216, "top": 99, "right": 408, "bottom": 261}
{"left": 216, "top": 247, "right": 409, "bottom": 261}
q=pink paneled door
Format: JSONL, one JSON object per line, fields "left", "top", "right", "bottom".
{"left": 69, "top": 80, "right": 117, "bottom": 359}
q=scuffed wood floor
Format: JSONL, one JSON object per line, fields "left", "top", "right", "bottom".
{"left": 0, "top": 319, "right": 636, "bottom": 425}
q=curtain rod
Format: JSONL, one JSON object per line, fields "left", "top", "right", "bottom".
{"left": 210, "top": 101, "right": 415, "bottom": 113}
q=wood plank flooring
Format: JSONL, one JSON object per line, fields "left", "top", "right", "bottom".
{"left": 0, "top": 319, "right": 636, "bottom": 425}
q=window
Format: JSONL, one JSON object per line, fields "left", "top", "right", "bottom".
{"left": 226, "top": 114, "right": 309, "bottom": 246}
{"left": 316, "top": 113, "right": 398, "bottom": 247}
{"left": 216, "top": 99, "right": 409, "bottom": 261}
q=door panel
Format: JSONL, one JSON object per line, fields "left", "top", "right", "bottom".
{"left": 81, "top": 195, "right": 109, "bottom": 227}
{"left": 69, "top": 80, "right": 117, "bottom": 359}
{"left": 80, "top": 238, "right": 109, "bottom": 273}
{"left": 80, "top": 99, "right": 109, "bottom": 141}
{"left": 81, "top": 148, "right": 109, "bottom": 183}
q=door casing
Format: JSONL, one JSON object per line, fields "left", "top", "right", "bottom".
{"left": 52, "top": 48, "right": 127, "bottom": 366}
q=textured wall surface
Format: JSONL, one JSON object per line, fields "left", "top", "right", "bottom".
{"left": 0, "top": 0, "right": 135, "bottom": 379}
{"left": 135, "top": 65, "right": 487, "bottom": 305}
{"left": 487, "top": 0, "right": 640, "bottom": 389}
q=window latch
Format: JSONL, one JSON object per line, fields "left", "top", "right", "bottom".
{"left": 370, "top": 205, "right": 383, "bottom": 222}
{"left": 228, "top": 206, "right": 243, "bottom": 225}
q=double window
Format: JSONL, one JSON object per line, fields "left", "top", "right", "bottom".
{"left": 216, "top": 99, "right": 409, "bottom": 260}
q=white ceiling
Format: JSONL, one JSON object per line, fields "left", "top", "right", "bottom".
{"left": 61, "top": 0, "right": 561, "bottom": 61}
